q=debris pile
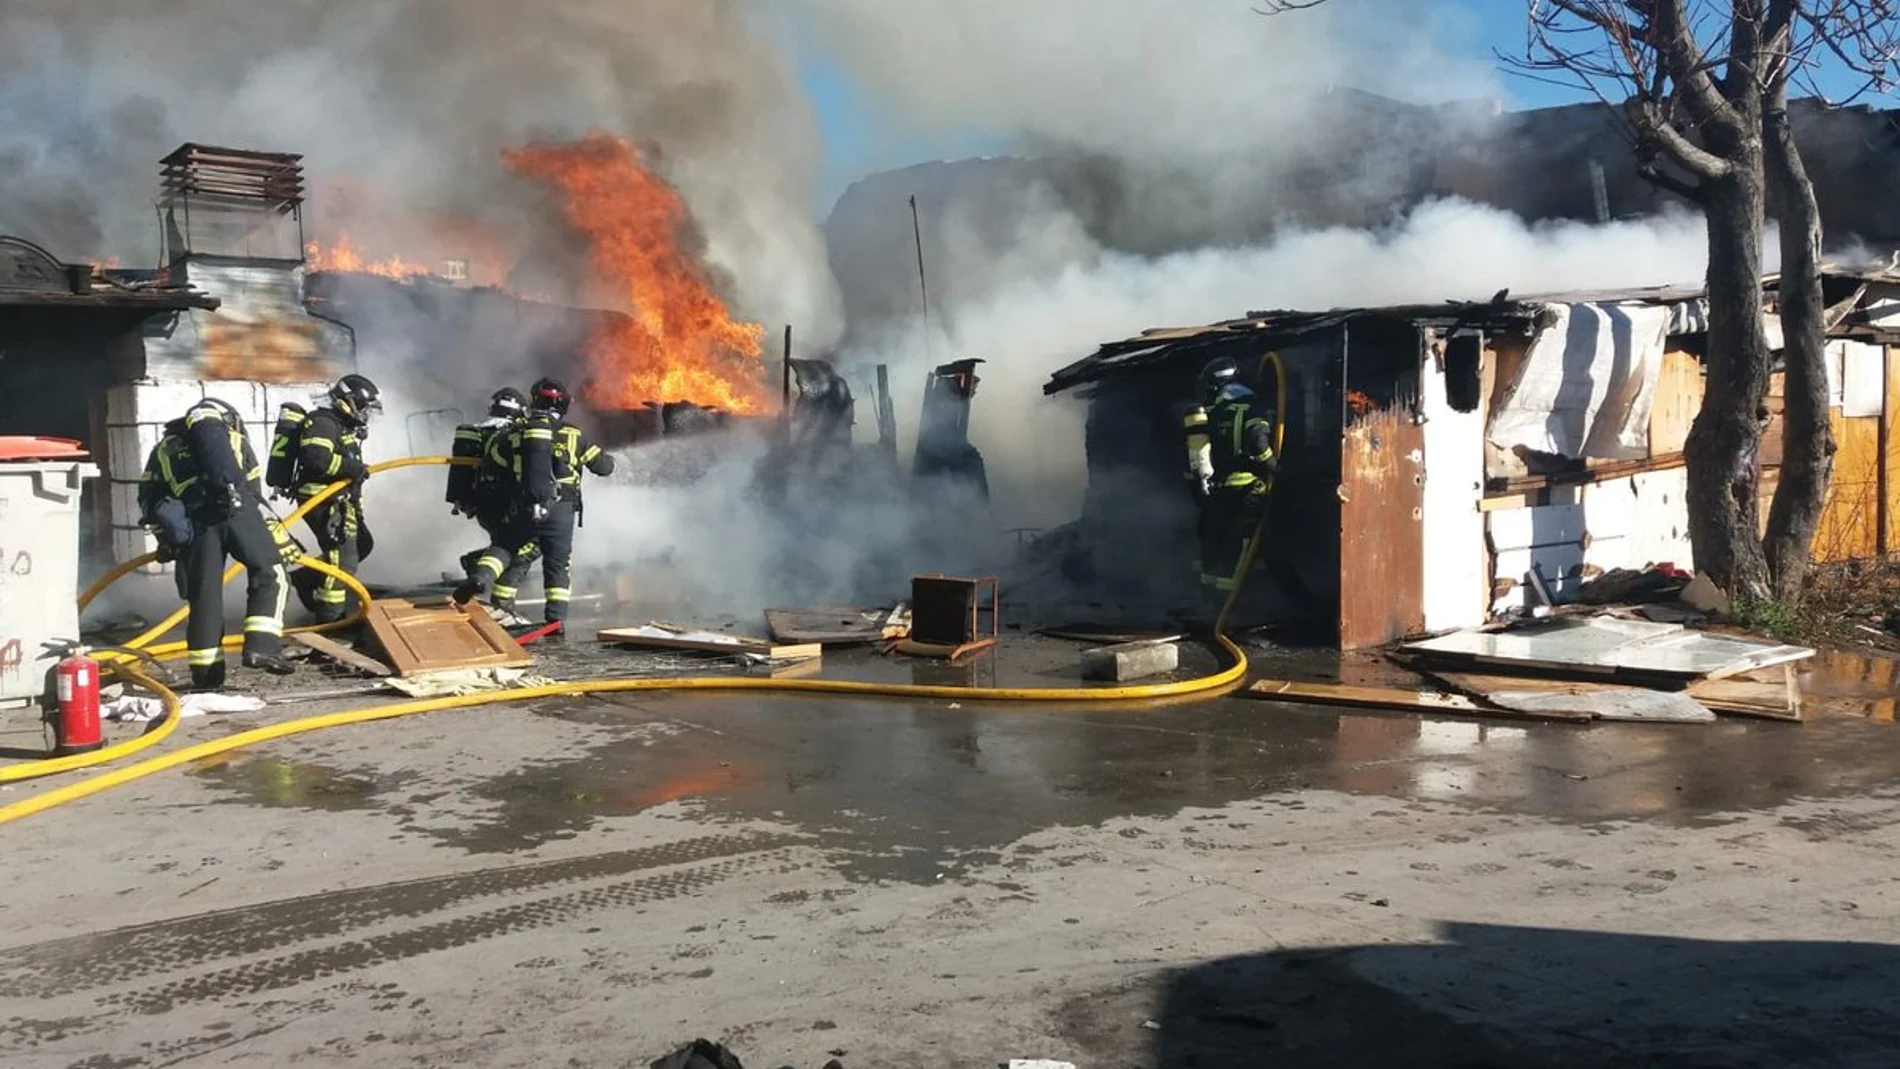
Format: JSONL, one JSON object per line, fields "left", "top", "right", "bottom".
{"left": 1246, "top": 615, "right": 1813, "bottom": 724}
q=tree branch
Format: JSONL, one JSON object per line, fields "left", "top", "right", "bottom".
{"left": 1636, "top": 157, "right": 1711, "bottom": 203}
{"left": 1656, "top": 0, "right": 1739, "bottom": 128}
{"left": 1629, "top": 98, "right": 1736, "bottom": 180}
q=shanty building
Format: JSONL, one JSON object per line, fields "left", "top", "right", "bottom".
{"left": 0, "top": 144, "right": 354, "bottom": 569}
{"left": 1045, "top": 271, "right": 1900, "bottom": 649}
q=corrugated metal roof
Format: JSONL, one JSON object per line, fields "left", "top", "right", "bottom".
{"left": 1044, "top": 301, "right": 1549, "bottom": 396}
{"left": 1042, "top": 268, "right": 1900, "bottom": 395}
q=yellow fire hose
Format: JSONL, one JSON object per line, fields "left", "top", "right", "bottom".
{"left": 0, "top": 451, "right": 1265, "bottom": 827}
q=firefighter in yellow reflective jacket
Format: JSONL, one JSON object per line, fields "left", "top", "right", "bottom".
{"left": 138, "top": 398, "right": 298, "bottom": 690}
{"left": 291, "top": 374, "right": 382, "bottom": 623}
{"left": 1187, "top": 357, "right": 1277, "bottom": 593}
{"left": 454, "top": 377, "right": 614, "bottom": 627}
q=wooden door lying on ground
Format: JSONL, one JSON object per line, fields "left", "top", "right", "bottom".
{"left": 366, "top": 598, "right": 533, "bottom": 677}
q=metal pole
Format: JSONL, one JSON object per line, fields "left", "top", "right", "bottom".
{"left": 781, "top": 323, "right": 794, "bottom": 407}
{"left": 909, "top": 195, "right": 932, "bottom": 363}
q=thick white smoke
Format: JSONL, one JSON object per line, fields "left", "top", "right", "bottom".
{"left": 832, "top": 198, "right": 1717, "bottom": 537}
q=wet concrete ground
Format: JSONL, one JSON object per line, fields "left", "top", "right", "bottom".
{"left": 3, "top": 629, "right": 1900, "bottom": 1067}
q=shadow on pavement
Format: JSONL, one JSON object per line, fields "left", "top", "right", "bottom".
{"left": 1140, "top": 922, "right": 1900, "bottom": 1068}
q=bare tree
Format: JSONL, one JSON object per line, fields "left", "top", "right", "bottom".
{"left": 1510, "top": 1, "right": 1900, "bottom": 603}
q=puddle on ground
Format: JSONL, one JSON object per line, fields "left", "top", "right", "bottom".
{"left": 188, "top": 754, "right": 386, "bottom": 812}
{"left": 1802, "top": 649, "right": 1900, "bottom": 721}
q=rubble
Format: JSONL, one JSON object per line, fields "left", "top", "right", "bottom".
{"left": 600, "top": 623, "right": 822, "bottom": 664}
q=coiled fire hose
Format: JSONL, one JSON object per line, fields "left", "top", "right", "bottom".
{"left": 1, "top": 418, "right": 1289, "bottom": 825}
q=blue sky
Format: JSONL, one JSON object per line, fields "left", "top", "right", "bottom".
{"left": 798, "top": 0, "right": 1891, "bottom": 213}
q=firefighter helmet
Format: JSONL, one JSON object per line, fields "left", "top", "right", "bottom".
{"left": 1200, "top": 357, "right": 1241, "bottom": 404}
{"left": 199, "top": 397, "right": 244, "bottom": 428}
{"left": 329, "top": 373, "right": 383, "bottom": 426}
{"left": 489, "top": 387, "right": 527, "bottom": 419}
{"left": 529, "top": 377, "right": 571, "bottom": 417}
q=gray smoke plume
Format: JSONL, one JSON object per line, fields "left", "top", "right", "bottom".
{"left": 0, "top": 0, "right": 841, "bottom": 340}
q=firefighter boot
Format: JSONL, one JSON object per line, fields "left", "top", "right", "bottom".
{"left": 242, "top": 651, "right": 298, "bottom": 676}
{"left": 189, "top": 658, "right": 228, "bottom": 693}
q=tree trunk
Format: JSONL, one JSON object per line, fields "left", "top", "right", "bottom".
{"left": 1761, "top": 87, "right": 1835, "bottom": 603}
{"left": 1684, "top": 161, "right": 1774, "bottom": 602}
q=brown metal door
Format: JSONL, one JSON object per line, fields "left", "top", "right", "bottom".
{"left": 1338, "top": 406, "right": 1425, "bottom": 649}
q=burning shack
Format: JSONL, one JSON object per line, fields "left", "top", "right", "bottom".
{"left": 1046, "top": 271, "right": 1900, "bottom": 649}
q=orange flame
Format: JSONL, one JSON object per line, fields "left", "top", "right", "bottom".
{"left": 303, "top": 234, "right": 436, "bottom": 281}
{"left": 502, "top": 132, "right": 772, "bottom": 414}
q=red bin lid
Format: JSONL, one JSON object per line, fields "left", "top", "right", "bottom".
{"left": 0, "top": 436, "right": 90, "bottom": 461}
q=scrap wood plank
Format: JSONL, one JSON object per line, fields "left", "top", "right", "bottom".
{"left": 598, "top": 624, "right": 821, "bottom": 662}
{"left": 1687, "top": 676, "right": 1803, "bottom": 721}
{"left": 288, "top": 631, "right": 392, "bottom": 677}
{"left": 1243, "top": 678, "right": 1582, "bottom": 722}
{"left": 366, "top": 598, "right": 534, "bottom": 678}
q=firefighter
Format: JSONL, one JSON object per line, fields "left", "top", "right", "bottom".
{"left": 454, "top": 377, "right": 614, "bottom": 627}
{"left": 450, "top": 387, "right": 534, "bottom": 590}
{"left": 291, "top": 374, "right": 382, "bottom": 623}
{"left": 138, "top": 398, "right": 297, "bottom": 690}
{"left": 1188, "top": 356, "right": 1278, "bottom": 595}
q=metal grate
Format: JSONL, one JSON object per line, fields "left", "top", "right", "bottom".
{"left": 160, "top": 143, "right": 305, "bottom": 214}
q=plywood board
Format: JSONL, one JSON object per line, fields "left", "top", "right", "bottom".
{"left": 288, "top": 631, "right": 392, "bottom": 678}
{"left": 1688, "top": 675, "right": 1802, "bottom": 721}
{"left": 1814, "top": 412, "right": 1881, "bottom": 563}
{"left": 598, "top": 624, "right": 821, "bottom": 662}
{"left": 1647, "top": 349, "right": 1703, "bottom": 456}
{"left": 1486, "top": 686, "right": 1714, "bottom": 723}
{"left": 1244, "top": 678, "right": 1582, "bottom": 723}
{"left": 1885, "top": 346, "right": 1900, "bottom": 554}
{"left": 366, "top": 598, "right": 534, "bottom": 678}
{"left": 1430, "top": 670, "right": 1719, "bottom": 722}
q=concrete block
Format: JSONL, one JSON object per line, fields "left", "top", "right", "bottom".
{"left": 106, "top": 425, "right": 145, "bottom": 474}
{"left": 264, "top": 383, "right": 324, "bottom": 416}
{"left": 1081, "top": 639, "right": 1180, "bottom": 682}
{"left": 107, "top": 480, "right": 142, "bottom": 526}
{"left": 128, "top": 381, "right": 210, "bottom": 424}
{"left": 201, "top": 380, "right": 271, "bottom": 424}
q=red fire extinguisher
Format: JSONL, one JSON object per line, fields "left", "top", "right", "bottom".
{"left": 52, "top": 648, "right": 104, "bottom": 756}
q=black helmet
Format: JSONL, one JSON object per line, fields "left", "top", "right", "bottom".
{"left": 1200, "top": 357, "right": 1241, "bottom": 403}
{"left": 199, "top": 397, "right": 243, "bottom": 428}
{"left": 529, "top": 377, "right": 571, "bottom": 417}
{"left": 489, "top": 387, "right": 527, "bottom": 419}
{"left": 329, "top": 373, "right": 383, "bottom": 426}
